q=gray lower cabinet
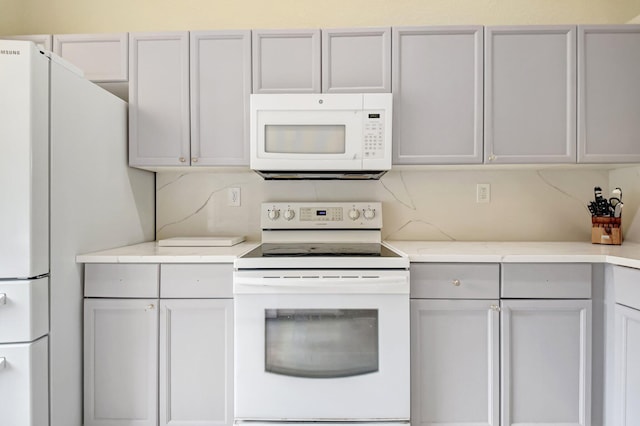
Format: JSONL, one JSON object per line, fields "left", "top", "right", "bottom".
{"left": 501, "top": 263, "right": 592, "bottom": 426}
{"left": 129, "top": 31, "right": 250, "bottom": 167}
{"left": 84, "top": 263, "right": 234, "bottom": 426}
{"left": 392, "top": 26, "right": 484, "bottom": 164}
{"left": 84, "top": 298, "right": 159, "bottom": 426}
{"left": 410, "top": 263, "right": 500, "bottom": 426}
{"left": 501, "top": 299, "right": 592, "bottom": 426}
{"left": 614, "top": 304, "right": 640, "bottom": 426}
{"left": 484, "top": 26, "right": 576, "bottom": 164}
{"left": 578, "top": 25, "right": 640, "bottom": 163}
{"left": 411, "top": 299, "right": 499, "bottom": 426}
{"left": 612, "top": 265, "right": 640, "bottom": 426}
{"left": 159, "top": 299, "right": 234, "bottom": 426}
{"left": 411, "top": 263, "right": 592, "bottom": 426}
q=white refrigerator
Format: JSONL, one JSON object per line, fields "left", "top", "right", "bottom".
{"left": 0, "top": 40, "right": 155, "bottom": 426}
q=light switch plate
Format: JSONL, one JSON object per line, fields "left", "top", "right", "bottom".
{"left": 228, "top": 187, "right": 241, "bottom": 207}
{"left": 477, "top": 183, "right": 491, "bottom": 203}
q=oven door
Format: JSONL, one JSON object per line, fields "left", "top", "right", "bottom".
{"left": 233, "top": 271, "right": 410, "bottom": 421}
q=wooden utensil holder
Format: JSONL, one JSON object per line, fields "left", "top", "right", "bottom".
{"left": 591, "top": 216, "right": 622, "bottom": 245}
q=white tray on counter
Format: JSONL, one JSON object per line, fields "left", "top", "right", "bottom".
{"left": 158, "top": 236, "right": 246, "bottom": 247}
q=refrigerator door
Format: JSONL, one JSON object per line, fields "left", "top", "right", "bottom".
{"left": 0, "top": 40, "right": 49, "bottom": 279}
{"left": 0, "top": 337, "right": 49, "bottom": 426}
{"left": 0, "top": 278, "right": 49, "bottom": 343}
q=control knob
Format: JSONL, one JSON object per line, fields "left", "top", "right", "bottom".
{"left": 283, "top": 209, "right": 295, "bottom": 221}
{"left": 363, "top": 208, "right": 376, "bottom": 220}
{"left": 267, "top": 209, "right": 280, "bottom": 220}
{"left": 348, "top": 208, "right": 361, "bottom": 220}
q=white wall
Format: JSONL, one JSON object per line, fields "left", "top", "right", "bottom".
{"left": 156, "top": 166, "right": 632, "bottom": 242}
{"left": 4, "top": 0, "right": 640, "bottom": 35}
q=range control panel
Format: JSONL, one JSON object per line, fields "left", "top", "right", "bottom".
{"left": 261, "top": 202, "right": 382, "bottom": 229}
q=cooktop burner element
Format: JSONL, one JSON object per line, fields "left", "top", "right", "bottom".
{"left": 244, "top": 243, "right": 402, "bottom": 257}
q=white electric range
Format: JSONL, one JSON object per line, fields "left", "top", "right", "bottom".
{"left": 233, "top": 202, "right": 410, "bottom": 426}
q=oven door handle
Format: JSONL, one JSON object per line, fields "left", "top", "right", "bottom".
{"left": 233, "top": 276, "right": 409, "bottom": 294}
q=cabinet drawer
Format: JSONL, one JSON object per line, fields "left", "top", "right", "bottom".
{"left": 0, "top": 278, "right": 48, "bottom": 343}
{"left": 613, "top": 265, "right": 640, "bottom": 310}
{"left": 501, "top": 263, "right": 591, "bottom": 298}
{"left": 410, "top": 263, "right": 500, "bottom": 299}
{"left": 160, "top": 264, "right": 233, "bottom": 298}
{"left": 84, "top": 264, "right": 159, "bottom": 298}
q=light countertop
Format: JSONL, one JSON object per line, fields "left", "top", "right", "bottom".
{"left": 76, "top": 241, "right": 260, "bottom": 263}
{"left": 385, "top": 241, "right": 640, "bottom": 269}
{"left": 77, "top": 240, "right": 640, "bottom": 269}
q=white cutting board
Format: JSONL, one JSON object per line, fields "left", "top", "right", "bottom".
{"left": 158, "top": 236, "right": 246, "bottom": 247}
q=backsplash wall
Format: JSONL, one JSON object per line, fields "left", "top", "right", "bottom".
{"left": 156, "top": 166, "right": 639, "bottom": 242}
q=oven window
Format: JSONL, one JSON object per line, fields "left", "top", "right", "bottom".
{"left": 265, "top": 309, "right": 378, "bottom": 378}
{"left": 265, "top": 125, "right": 346, "bottom": 154}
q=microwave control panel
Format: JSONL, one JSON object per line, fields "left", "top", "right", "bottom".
{"left": 363, "top": 111, "right": 385, "bottom": 159}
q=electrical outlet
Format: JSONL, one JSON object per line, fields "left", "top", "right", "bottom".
{"left": 477, "top": 183, "right": 490, "bottom": 203}
{"left": 228, "top": 187, "right": 241, "bottom": 207}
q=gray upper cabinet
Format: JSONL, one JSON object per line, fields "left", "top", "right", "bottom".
{"left": 252, "top": 27, "right": 389, "bottom": 94}
{"left": 1, "top": 34, "right": 52, "bottom": 51}
{"left": 392, "top": 26, "right": 484, "bottom": 164}
{"left": 322, "top": 27, "right": 391, "bottom": 93}
{"left": 578, "top": 25, "right": 640, "bottom": 163}
{"left": 53, "top": 33, "right": 128, "bottom": 82}
{"left": 252, "top": 29, "right": 321, "bottom": 93}
{"left": 129, "top": 32, "right": 190, "bottom": 167}
{"left": 190, "top": 30, "right": 251, "bottom": 166}
{"left": 129, "top": 31, "right": 251, "bottom": 168}
{"left": 485, "top": 26, "right": 576, "bottom": 164}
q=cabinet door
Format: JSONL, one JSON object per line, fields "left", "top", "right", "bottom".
{"left": 485, "top": 26, "right": 576, "bottom": 163}
{"left": 84, "top": 298, "right": 158, "bottom": 426}
{"left": 53, "top": 33, "right": 128, "bottom": 82}
{"left": 392, "top": 26, "right": 483, "bottom": 164}
{"left": 2, "top": 34, "right": 52, "bottom": 51}
{"left": 190, "top": 31, "right": 251, "bottom": 166}
{"left": 501, "top": 299, "right": 591, "bottom": 426}
{"left": 129, "top": 32, "right": 190, "bottom": 166}
{"left": 159, "top": 299, "right": 233, "bottom": 426}
{"left": 614, "top": 304, "right": 640, "bottom": 426}
{"left": 252, "top": 29, "right": 321, "bottom": 93}
{"left": 578, "top": 25, "right": 640, "bottom": 163}
{"left": 322, "top": 27, "right": 390, "bottom": 93}
{"left": 411, "top": 299, "right": 499, "bottom": 426}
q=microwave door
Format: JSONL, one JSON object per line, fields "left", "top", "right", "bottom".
{"left": 253, "top": 111, "right": 363, "bottom": 170}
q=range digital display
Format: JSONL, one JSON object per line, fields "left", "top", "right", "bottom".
{"left": 316, "top": 210, "right": 327, "bottom": 216}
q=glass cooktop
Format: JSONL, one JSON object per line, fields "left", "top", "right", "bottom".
{"left": 241, "top": 243, "right": 403, "bottom": 258}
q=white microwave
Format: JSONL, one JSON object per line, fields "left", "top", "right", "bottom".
{"left": 249, "top": 93, "right": 393, "bottom": 179}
